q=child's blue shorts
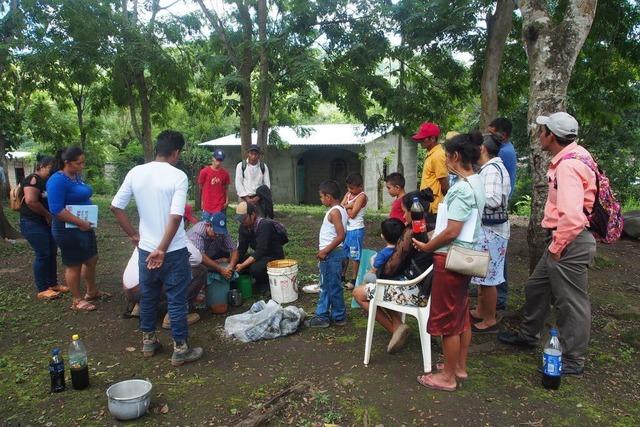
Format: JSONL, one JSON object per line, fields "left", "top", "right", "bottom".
{"left": 344, "top": 227, "right": 365, "bottom": 261}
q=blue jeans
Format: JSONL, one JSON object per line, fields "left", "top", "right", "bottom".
{"left": 496, "top": 254, "right": 509, "bottom": 310}
{"left": 20, "top": 217, "right": 57, "bottom": 292}
{"left": 138, "top": 247, "right": 191, "bottom": 342}
{"left": 316, "top": 249, "right": 347, "bottom": 321}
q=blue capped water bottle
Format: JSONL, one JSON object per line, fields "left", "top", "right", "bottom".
{"left": 542, "top": 328, "right": 562, "bottom": 390}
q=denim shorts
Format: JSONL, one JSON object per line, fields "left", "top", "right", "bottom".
{"left": 52, "top": 222, "right": 97, "bottom": 266}
{"left": 343, "top": 228, "right": 365, "bottom": 261}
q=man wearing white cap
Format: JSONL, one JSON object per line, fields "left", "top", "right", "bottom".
{"left": 499, "top": 112, "right": 597, "bottom": 376}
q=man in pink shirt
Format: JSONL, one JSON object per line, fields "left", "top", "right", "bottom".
{"left": 499, "top": 112, "right": 597, "bottom": 376}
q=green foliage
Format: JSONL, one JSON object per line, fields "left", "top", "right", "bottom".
{"left": 513, "top": 194, "right": 532, "bottom": 217}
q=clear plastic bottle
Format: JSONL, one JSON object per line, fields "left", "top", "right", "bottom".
{"left": 49, "top": 348, "right": 65, "bottom": 393}
{"left": 411, "top": 197, "right": 427, "bottom": 241}
{"left": 68, "top": 334, "right": 90, "bottom": 390}
{"left": 542, "top": 328, "right": 562, "bottom": 390}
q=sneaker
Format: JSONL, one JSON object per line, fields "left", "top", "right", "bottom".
{"left": 37, "top": 289, "right": 60, "bottom": 300}
{"left": 162, "top": 312, "right": 201, "bottom": 329}
{"left": 306, "top": 316, "right": 330, "bottom": 328}
{"left": 387, "top": 324, "right": 410, "bottom": 354}
{"left": 302, "top": 284, "right": 321, "bottom": 294}
{"left": 344, "top": 282, "right": 355, "bottom": 290}
{"left": 497, "top": 331, "right": 537, "bottom": 349}
{"left": 142, "top": 332, "right": 162, "bottom": 358}
{"left": 333, "top": 318, "right": 347, "bottom": 326}
{"left": 171, "top": 340, "right": 203, "bottom": 366}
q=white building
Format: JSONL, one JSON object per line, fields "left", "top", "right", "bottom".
{"left": 200, "top": 124, "right": 417, "bottom": 209}
{"left": 3, "top": 151, "right": 33, "bottom": 188}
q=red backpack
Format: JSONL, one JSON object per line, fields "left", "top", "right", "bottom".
{"left": 561, "top": 152, "right": 623, "bottom": 243}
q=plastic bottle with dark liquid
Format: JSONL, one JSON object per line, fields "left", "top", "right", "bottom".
{"left": 542, "top": 328, "right": 562, "bottom": 390}
{"left": 68, "top": 334, "right": 90, "bottom": 390}
{"left": 411, "top": 197, "right": 427, "bottom": 242}
{"left": 49, "top": 348, "right": 65, "bottom": 393}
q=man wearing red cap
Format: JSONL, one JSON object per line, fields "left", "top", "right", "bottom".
{"left": 412, "top": 122, "right": 449, "bottom": 219}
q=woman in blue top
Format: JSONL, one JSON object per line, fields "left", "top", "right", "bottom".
{"left": 47, "top": 147, "right": 109, "bottom": 311}
{"left": 412, "top": 132, "right": 485, "bottom": 392}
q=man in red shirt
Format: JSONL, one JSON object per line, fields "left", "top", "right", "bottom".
{"left": 498, "top": 112, "right": 597, "bottom": 376}
{"left": 198, "top": 149, "right": 230, "bottom": 222}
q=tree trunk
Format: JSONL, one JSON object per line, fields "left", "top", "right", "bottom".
{"left": 479, "top": 0, "right": 515, "bottom": 129}
{"left": 135, "top": 72, "right": 154, "bottom": 162}
{"left": 238, "top": 1, "right": 254, "bottom": 153}
{"left": 74, "top": 97, "right": 87, "bottom": 150}
{"left": 0, "top": 134, "right": 20, "bottom": 239}
{"left": 520, "top": 0, "right": 597, "bottom": 272}
{"left": 256, "top": 0, "right": 270, "bottom": 152}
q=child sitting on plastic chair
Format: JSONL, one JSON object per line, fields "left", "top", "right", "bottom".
{"left": 363, "top": 218, "right": 406, "bottom": 285}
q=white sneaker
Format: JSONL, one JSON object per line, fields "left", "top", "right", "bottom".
{"left": 302, "top": 284, "right": 321, "bottom": 294}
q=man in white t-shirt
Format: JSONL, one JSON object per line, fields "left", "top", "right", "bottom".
{"left": 111, "top": 130, "right": 203, "bottom": 367}
{"left": 235, "top": 145, "right": 270, "bottom": 202}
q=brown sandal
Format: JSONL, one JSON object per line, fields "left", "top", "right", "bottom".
{"left": 84, "top": 290, "right": 112, "bottom": 301}
{"left": 71, "top": 299, "right": 96, "bottom": 311}
{"left": 50, "top": 284, "right": 70, "bottom": 293}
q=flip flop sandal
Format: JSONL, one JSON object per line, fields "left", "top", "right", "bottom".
{"left": 469, "top": 311, "right": 483, "bottom": 323}
{"left": 471, "top": 323, "right": 500, "bottom": 334}
{"left": 435, "top": 363, "right": 468, "bottom": 380}
{"left": 49, "top": 284, "right": 70, "bottom": 293}
{"left": 416, "top": 374, "right": 456, "bottom": 392}
{"left": 84, "top": 290, "right": 112, "bottom": 301}
{"left": 71, "top": 299, "right": 97, "bottom": 311}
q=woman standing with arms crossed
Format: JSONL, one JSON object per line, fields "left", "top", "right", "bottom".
{"left": 19, "top": 156, "right": 68, "bottom": 299}
{"left": 412, "top": 132, "right": 485, "bottom": 392}
{"left": 47, "top": 147, "right": 109, "bottom": 311}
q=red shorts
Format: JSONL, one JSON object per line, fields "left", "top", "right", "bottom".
{"left": 427, "top": 253, "right": 471, "bottom": 336}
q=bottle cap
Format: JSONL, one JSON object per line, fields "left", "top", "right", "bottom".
{"left": 51, "top": 348, "right": 60, "bottom": 355}
{"left": 550, "top": 328, "right": 558, "bottom": 336}
{"left": 72, "top": 334, "right": 79, "bottom": 341}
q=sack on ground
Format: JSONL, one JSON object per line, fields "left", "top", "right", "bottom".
{"left": 224, "top": 300, "right": 305, "bottom": 343}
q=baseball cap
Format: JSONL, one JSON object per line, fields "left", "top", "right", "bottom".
{"left": 411, "top": 122, "right": 441, "bottom": 141}
{"left": 247, "top": 144, "right": 261, "bottom": 153}
{"left": 536, "top": 112, "right": 579, "bottom": 138}
{"left": 207, "top": 211, "right": 228, "bottom": 235}
{"left": 213, "top": 149, "right": 225, "bottom": 161}
{"left": 234, "top": 201, "right": 250, "bottom": 222}
{"left": 183, "top": 203, "right": 197, "bottom": 225}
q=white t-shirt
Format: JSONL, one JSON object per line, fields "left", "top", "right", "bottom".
{"left": 234, "top": 161, "right": 270, "bottom": 197}
{"left": 122, "top": 240, "right": 202, "bottom": 289}
{"left": 111, "top": 161, "right": 188, "bottom": 253}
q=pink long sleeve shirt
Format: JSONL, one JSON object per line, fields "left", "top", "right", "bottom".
{"left": 542, "top": 142, "right": 597, "bottom": 255}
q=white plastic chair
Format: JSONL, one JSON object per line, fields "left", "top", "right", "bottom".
{"left": 363, "top": 265, "right": 433, "bottom": 373}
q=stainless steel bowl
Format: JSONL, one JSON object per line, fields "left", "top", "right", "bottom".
{"left": 106, "top": 379, "right": 153, "bottom": 420}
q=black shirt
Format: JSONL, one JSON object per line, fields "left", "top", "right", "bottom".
{"left": 238, "top": 218, "right": 285, "bottom": 261}
{"left": 19, "top": 173, "right": 48, "bottom": 224}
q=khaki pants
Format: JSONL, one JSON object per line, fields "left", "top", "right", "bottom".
{"left": 520, "top": 230, "right": 596, "bottom": 369}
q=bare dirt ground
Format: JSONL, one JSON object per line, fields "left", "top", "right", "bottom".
{"left": 0, "top": 199, "right": 639, "bottom": 426}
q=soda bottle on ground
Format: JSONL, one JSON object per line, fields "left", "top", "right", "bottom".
{"left": 68, "top": 334, "right": 90, "bottom": 390}
{"left": 49, "top": 348, "right": 65, "bottom": 393}
{"left": 411, "top": 197, "right": 427, "bottom": 241}
{"left": 542, "top": 328, "right": 562, "bottom": 390}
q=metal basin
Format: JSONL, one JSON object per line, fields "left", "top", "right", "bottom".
{"left": 106, "top": 379, "right": 152, "bottom": 420}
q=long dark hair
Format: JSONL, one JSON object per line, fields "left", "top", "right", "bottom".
{"left": 444, "top": 132, "right": 483, "bottom": 168}
{"left": 402, "top": 189, "right": 434, "bottom": 212}
{"left": 255, "top": 185, "right": 274, "bottom": 219}
{"left": 55, "top": 147, "right": 84, "bottom": 171}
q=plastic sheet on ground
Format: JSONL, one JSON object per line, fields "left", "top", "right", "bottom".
{"left": 224, "top": 300, "right": 306, "bottom": 343}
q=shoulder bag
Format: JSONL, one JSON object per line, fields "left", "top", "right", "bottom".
{"left": 444, "top": 177, "right": 490, "bottom": 278}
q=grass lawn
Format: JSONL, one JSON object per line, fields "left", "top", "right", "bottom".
{"left": 0, "top": 196, "right": 639, "bottom": 426}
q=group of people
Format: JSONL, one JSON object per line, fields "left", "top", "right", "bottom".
{"left": 16, "top": 110, "right": 600, "bottom": 383}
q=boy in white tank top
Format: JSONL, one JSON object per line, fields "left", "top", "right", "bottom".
{"left": 340, "top": 173, "right": 367, "bottom": 290}
{"left": 307, "top": 181, "right": 348, "bottom": 328}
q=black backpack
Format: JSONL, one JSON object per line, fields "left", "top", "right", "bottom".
{"left": 241, "top": 160, "right": 266, "bottom": 178}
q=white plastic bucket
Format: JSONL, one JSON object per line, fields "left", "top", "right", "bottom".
{"left": 267, "top": 259, "right": 299, "bottom": 304}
